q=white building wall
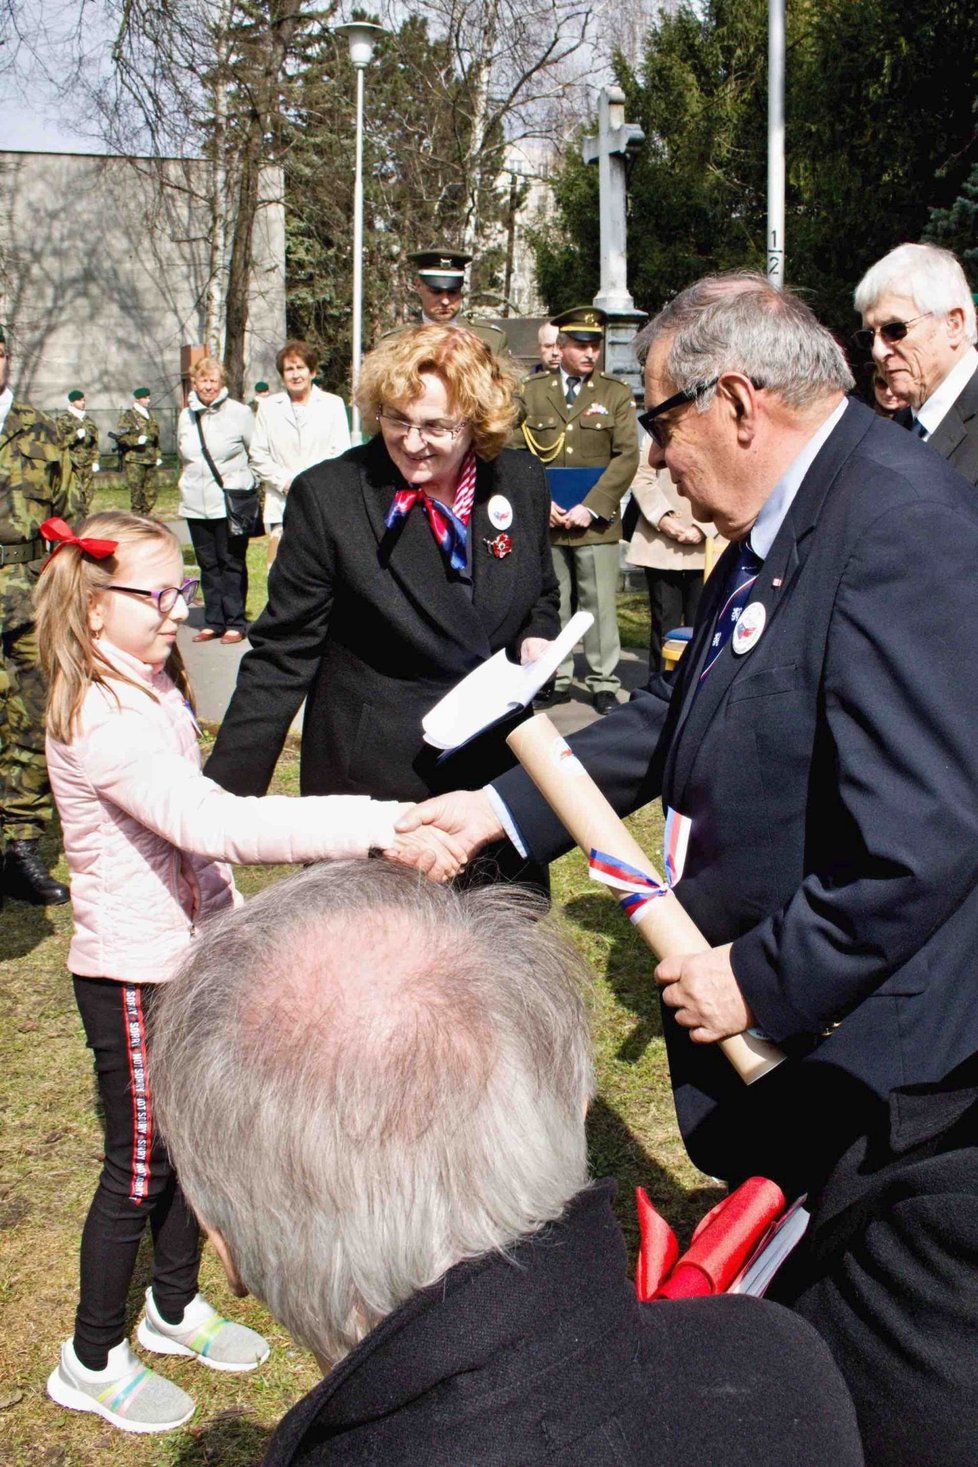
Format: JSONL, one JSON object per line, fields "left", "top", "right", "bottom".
{"left": 0, "top": 150, "right": 285, "bottom": 447}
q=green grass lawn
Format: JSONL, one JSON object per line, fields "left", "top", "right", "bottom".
{"left": 0, "top": 492, "right": 698, "bottom": 1464}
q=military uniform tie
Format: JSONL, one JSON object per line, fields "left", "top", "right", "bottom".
{"left": 564, "top": 375, "right": 581, "bottom": 406}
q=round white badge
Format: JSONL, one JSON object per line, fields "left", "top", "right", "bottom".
{"left": 488, "top": 495, "right": 513, "bottom": 530}
{"left": 732, "top": 601, "right": 766, "bottom": 655}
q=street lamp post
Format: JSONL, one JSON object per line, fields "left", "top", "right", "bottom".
{"left": 334, "top": 21, "right": 387, "bottom": 443}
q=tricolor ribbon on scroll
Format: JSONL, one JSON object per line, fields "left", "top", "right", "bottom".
{"left": 505, "top": 712, "right": 785, "bottom": 1085}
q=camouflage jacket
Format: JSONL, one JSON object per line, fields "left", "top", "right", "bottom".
{"left": 1, "top": 400, "right": 80, "bottom": 626}
{"left": 55, "top": 411, "right": 100, "bottom": 470}
{"left": 116, "top": 406, "right": 161, "bottom": 464}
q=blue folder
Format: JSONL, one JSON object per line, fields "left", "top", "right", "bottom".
{"left": 545, "top": 467, "right": 604, "bottom": 510}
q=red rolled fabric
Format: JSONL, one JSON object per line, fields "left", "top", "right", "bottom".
{"left": 635, "top": 1187, "right": 680, "bottom": 1301}
{"left": 654, "top": 1177, "right": 786, "bottom": 1300}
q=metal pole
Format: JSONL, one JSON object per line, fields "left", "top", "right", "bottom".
{"left": 351, "top": 64, "right": 365, "bottom": 442}
{"left": 767, "top": 0, "right": 785, "bottom": 288}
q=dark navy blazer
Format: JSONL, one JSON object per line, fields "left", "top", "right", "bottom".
{"left": 495, "top": 401, "right": 978, "bottom": 1187}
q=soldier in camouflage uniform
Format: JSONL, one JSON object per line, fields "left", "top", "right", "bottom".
{"left": 0, "top": 328, "right": 81, "bottom": 906}
{"left": 55, "top": 389, "right": 100, "bottom": 516}
{"left": 115, "top": 386, "right": 162, "bottom": 514}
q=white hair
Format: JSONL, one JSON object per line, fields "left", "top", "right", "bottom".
{"left": 633, "top": 271, "right": 854, "bottom": 410}
{"left": 150, "top": 860, "right": 596, "bottom": 1366}
{"left": 854, "top": 243, "right": 977, "bottom": 344}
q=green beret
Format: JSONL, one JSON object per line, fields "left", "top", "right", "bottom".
{"left": 133, "top": 386, "right": 151, "bottom": 399}
{"left": 67, "top": 389, "right": 84, "bottom": 402}
{"left": 254, "top": 381, "right": 269, "bottom": 393}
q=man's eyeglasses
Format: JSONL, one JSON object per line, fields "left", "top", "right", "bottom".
{"left": 105, "top": 579, "right": 200, "bottom": 616}
{"left": 637, "top": 378, "right": 719, "bottom": 447}
{"left": 378, "top": 410, "right": 468, "bottom": 446}
{"left": 852, "top": 313, "right": 931, "bottom": 351}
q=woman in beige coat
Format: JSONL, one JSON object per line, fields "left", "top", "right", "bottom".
{"left": 626, "top": 459, "right": 721, "bottom": 673}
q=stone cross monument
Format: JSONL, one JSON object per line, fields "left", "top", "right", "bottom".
{"left": 582, "top": 85, "right": 646, "bottom": 392}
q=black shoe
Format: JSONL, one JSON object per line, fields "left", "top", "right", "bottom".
{"left": 535, "top": 684, "right": 572, "bottom": 708}
{"left": 3, "top": 840, "right": 69, "bottom": 906}
{"left": 593, "top": 691, "right": 618, "bottom": 715}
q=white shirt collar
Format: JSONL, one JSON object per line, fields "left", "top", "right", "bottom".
{"left": 750, "top": 397, "right": 848, "bottom": 559}
{"left": 0, "top": 386, "right": 12, "bottom": 435}
{"left": 915, "top": 348, "right": 978, "bottom": 438}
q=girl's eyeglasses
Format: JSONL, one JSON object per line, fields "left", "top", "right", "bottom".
{"left": 104, "top": 578, "right": 200, "bottom": 616}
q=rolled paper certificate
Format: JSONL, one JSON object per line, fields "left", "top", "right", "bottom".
{"left": 506, "top": 713, "right": 785, "bottom": 1084}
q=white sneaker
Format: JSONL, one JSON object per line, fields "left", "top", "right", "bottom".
{"left": 136, "top": 1287, "right": 270, "bottom": 1372}
{"left": 47, "top": 1337, "right": 195, "bottom": 1434}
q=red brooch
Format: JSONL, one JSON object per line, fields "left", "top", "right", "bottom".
{"left": 485, "top": 533, "right": 512, "bottom": 559}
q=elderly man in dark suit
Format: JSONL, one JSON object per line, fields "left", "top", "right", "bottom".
{"left": 854, "top": 242, "right": 978, "bottom": 483}
{"left": 149, "top": 859, "right": 864, "bottom": 1467}
{"left": 401, "top": 271, "right": 978, "bottom": 1199}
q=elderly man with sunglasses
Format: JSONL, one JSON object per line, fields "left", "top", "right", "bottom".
{"left": 854, "top": 242, "right": 978, "bottom": 484}
{"left": 403, "top": 270, "right": 978, "bottom": 1198}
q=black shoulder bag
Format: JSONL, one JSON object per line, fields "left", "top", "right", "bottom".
{"left": 193, "top": 408, "right": 263, "bottom": 538}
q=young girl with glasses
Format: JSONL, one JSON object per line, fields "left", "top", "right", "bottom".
{"left": 34, "top": 511, "right": 462, "bottom": 1434}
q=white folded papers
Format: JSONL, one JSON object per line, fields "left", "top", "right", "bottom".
{"left": 727, "top": 1194, "right": 810, "bottom": 1297}
{"left": 422, "top": 611, "right": 594, "bottom": 753}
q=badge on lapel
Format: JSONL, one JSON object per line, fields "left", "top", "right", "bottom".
{"left": 485, "top": 533, "right": 512, "bottom": 559}
{"left": 488, "top": 494, "right": 513, "bottom": 530}
{"left": 732, "top": 602, "right": 765, "bottom": 655}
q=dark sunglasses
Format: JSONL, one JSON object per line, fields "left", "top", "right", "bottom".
{"left": 637, "top": 377, "right": 720, "bottom": 446}
{"left": 104, "top": 578, "right": 200, "bottom": 616}
{"left": 852, "top": 313, "right": 931, "bottom": 351}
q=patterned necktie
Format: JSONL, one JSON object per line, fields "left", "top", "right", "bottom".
{"left": 565, "top": 376, "right": 581, "bottom": 406}
{"left": 699, "top": 539, "right": 763, "bottom": 682}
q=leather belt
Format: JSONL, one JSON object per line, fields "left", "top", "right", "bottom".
{"left": 0, "top": 538, "right": 46, "bottom": 566}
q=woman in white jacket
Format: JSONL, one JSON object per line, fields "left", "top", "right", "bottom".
{"left": 249, "top": 339, "right": 351, "bottom": 561}
{"left": 177, "top": 357, "right": 254, "bottom": 644}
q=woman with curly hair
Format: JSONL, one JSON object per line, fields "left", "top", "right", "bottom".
{"left": 206, "top": 325, "right": 559, "bottom": 887}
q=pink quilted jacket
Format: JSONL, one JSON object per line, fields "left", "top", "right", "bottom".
{"left": 47, "top": 641, "right": 404, "bottom": 982}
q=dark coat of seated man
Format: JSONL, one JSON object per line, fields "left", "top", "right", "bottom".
{"left": 770, "top": 1051, "right": 978, "bottom": 1467}
{"left": 150, "top": 861, "right": 863, "bottom": 1467}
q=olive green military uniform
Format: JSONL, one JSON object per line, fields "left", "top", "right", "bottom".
{"left": 383, "top": 315, "right": 510, "bottom": 355}
{"left": 1, "top": 401, "right": 79, "bottom": 844}
{"left": 116, "top": 405, "right": 161, "bottom": 514}
{"left": 55, "top": 410, "right": 100, "bottom": 516}
{"left": 516, "top": 368, "right": 638, "bottom": 694}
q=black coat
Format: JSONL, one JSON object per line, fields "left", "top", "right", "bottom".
{"left": 494, "top": 403, "right": 978, "bottom": 1189}
{"left": 771, "top": 1053, "right": 978, "bottom": 1467}
{"left": 206, "top": 438, "right": 559, "bottom": 803}
{"left": 262, "top": 1182, "right": 864, "bottom": 1467}
{"left": 899, "top": 362, "right": 978, "bottom": 485}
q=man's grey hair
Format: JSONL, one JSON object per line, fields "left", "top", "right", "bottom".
{"left": 632, "top": 271, "right": 854, "bottom": 410}
{"left": 150, "top": 860, "right": 596, "bottom": 1366}
{"left": 854, "top": 242, "right": 977, "bottom": 345}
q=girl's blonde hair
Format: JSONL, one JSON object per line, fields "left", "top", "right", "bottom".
{"left": 355, "top": 324, "right": 521, "bottom": 459}
{"left": 34, "top": 511, "right": 195, "bottom": 744}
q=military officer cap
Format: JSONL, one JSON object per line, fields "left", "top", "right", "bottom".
{"left": 408, "top": 247, "right": 472, "bottom": 292}
{"left": 254, "top": 380, "right": 269, "bottom": 393}
{"left": 551, "top": 306, "right": 607, "bottom": 342}
{"left": 133, "top": 386, "right": 151, "bottom": 399}
{"left": 67, "top": 389, "right": 84, "bottom": 402}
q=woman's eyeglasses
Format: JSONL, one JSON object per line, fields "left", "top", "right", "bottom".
{"left": 852, "top": 313, "right": 931, "bottom": 351}
{"left": 104, "top": 579, "right": 200, "bottom": 616}
{"left": 378, "top": 410, "right": 467, "bottom": 446}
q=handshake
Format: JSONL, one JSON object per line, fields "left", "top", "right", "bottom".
{"left": 381, "top": 790, "right": 506, "bottom": 883}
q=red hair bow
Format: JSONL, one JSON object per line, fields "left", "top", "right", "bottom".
{"left": 40, "top": 518, "right": 118, "bottom": 568}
